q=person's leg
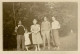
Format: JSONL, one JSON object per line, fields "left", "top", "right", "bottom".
{"left": 52, "top": 30, "right": 56, "bottom": 46}
{"left": 25, "top": 45, "right": 28, "bottom": 51}
{"left": 21, "top": 35, "right": 25, "bottom": 51}
{"left": 35, "top": 44, "right": 38, "bottom": 51}
{"left": 41, "top": 31, "right": 46, "bottom": 49}
{"left": 55, "top": 30, "right": 60, "bottom": 47}
{"left": 38, "top": 44, "right": 40, "bottom": 51}
{"left": 46, "top": 31, "right": 50, "bottom": 49}
{"left": 17, "top": 35, "right": 21, "bottom": 51}
{"left": 53, "top": 30, "right": 60, "bottom": 49}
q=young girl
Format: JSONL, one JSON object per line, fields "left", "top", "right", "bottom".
{"left": 31, "top": 19, "right": 43, "bottom": 51}
{"left": 24, "top": 29, "right": 31, "bottom": 51}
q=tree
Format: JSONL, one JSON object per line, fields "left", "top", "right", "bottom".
{"left": 3, "top": 2, "right": 77, "bottom": 50}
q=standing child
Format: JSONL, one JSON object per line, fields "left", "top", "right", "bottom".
{"left": 24, "top": 29, "right": 31, "bottom": 51}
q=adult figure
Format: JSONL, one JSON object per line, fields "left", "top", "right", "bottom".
{"left": 15, "top": 21, "right": 25, "bottom": 51}
{"left": 41, "top": 17, "right": 51, "bottom": 49}
{"left": 51, "top": 16, "right": 60, "bottom": 49}
{"left": 31, "top": 19, "right": 42, "bottom": 51}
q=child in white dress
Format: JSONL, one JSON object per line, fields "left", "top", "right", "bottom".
{"left": 24, "top": 29, "right": 31, "bottom": 51}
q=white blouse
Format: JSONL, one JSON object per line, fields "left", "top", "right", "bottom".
{"left": 31, "top": 24, "right": 40, "bottom": 33}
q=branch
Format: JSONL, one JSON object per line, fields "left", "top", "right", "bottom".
{"left": 13, "top": 2, "right": 16, "bottom": 27}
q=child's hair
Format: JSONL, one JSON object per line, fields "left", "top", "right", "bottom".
{"left": 33, "top": 19, "right": 37, "bottom": 22}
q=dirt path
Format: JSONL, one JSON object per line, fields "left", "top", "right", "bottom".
{"left": 59, "top": 32, "right": 77, "bottom": 51}
{"left": 40, "top": 32, "right": 78, "bottom": 51}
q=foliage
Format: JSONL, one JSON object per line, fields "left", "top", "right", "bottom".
{"left": 3, "top": 2, "right": 77, "bottom": 50}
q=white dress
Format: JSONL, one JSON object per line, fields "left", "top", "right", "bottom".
{"left": 24, "top": 33, "right": 31, "bottom": 45}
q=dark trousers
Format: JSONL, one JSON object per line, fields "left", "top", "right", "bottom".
{"left": 17, "top": 35, "right": 25, "bottom": 51}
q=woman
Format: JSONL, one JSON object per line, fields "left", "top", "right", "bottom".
{"left": 24, "top": 29, "right": 31, "bottom": 51}
{"left": 31, "top": 19, "right": 43, "bottom": 51}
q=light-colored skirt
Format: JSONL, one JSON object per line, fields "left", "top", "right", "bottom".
{"left": 32, "top": 32, "right": 43, "bottom": 44}
{"left": 24, "top": 34, "right": 31, "bottom": 45}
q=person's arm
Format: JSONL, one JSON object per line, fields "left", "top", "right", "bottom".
{"left": 57, "top": 21, "right": 60, "bottom": 29}
{"left": 15, "top": 26, "right": 18, "bottom": 32}
{"left": 50, "top": 22, "right": 52, "bottom": 34}
{"left": 37, "top": 25, "right": 40, "bottom": 32}
{"left": 41, "top": 22, "right": 43, "bottom": 31}
{"left": 48, "top": 22, "right": 51, "bottom": 31}
{"left": 31, "top": 25, "right": 34, "bottom": 33}
{"left": 31, "top": 25, "right": 33, "bottom": 32}
{"left": 51, "top": 23, "right": 53, "bottom": 30}
{"left": 50, "top": 22, "right": 52, "bottom": 31}
{"left": 27, "top": 32, "right": 32, "bottom": 34}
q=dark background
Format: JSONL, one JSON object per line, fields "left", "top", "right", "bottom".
{"left": 3, "top": 2, "right": 78, "bottom": 51}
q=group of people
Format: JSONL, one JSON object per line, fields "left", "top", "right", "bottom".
{"left": 15, "top": 16, "right": 60, "bottom": 51}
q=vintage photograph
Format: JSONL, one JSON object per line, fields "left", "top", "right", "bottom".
{"left": 3, "top": 2, "right": 78, "bottom": 51}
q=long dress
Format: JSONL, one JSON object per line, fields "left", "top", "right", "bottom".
{"left": 31, "top": 24, "right": 43, "bottom": 44}
{"left": 24, "top": 33, "right": 31, "bottom": 45}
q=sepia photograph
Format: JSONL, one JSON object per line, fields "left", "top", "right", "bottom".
{"left": 3, "top": 2, "right": 78, "bottom": 51}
